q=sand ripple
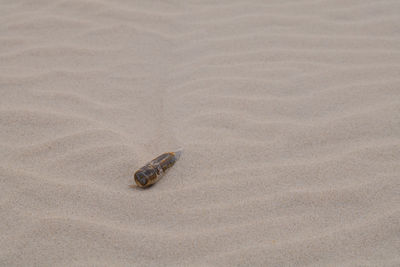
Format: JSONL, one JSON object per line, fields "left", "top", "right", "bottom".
{"left": 1, "top": 0, "right": 399, "bottom": 266}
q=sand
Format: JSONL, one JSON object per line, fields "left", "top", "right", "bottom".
{"left": 1, "top": 0, "right": 400, "bottom": 266}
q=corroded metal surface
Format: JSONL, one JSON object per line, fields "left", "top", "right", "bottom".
{"left": 132, "top": 149, "right": 182, "bottom": 188}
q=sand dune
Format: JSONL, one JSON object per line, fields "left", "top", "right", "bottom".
{"left": 1, "top": 0, "right": 400, "bottom": 266}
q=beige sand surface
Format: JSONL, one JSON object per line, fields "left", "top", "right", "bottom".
{"left": 1, "top": 0, "right": 400, "bottom": 266}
